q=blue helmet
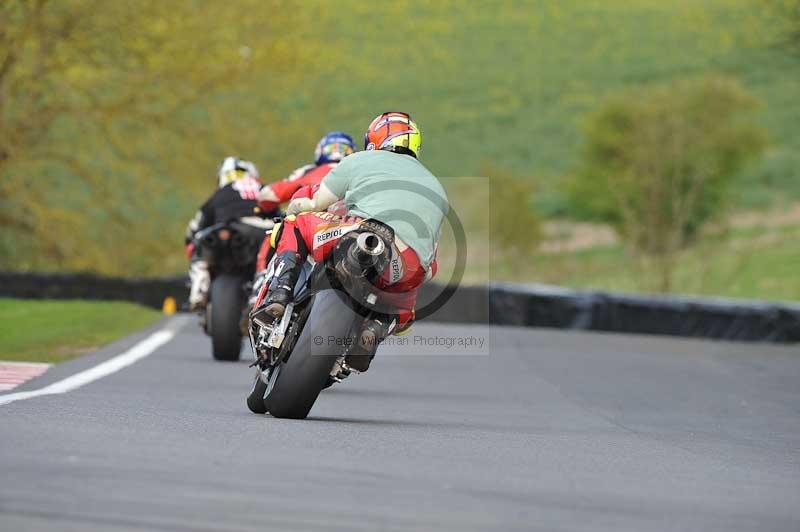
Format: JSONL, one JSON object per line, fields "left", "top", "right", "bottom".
{"left": 314, "top": 131, "right": 355, "bottom": 165}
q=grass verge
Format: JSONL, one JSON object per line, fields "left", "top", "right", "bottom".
{"left": 482, "top": 222, "right": 800, "bottom": 302}
{"left": 0, "top": 299, "right": 162, "bottom": 364}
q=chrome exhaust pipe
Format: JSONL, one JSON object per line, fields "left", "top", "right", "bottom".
{"left": 355, "top": 232, "right": 385, "bottom": 258}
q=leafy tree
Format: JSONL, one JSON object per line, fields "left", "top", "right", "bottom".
{"left": 0, "top": 0, "right": 318, "bottom": 274}
{"left": 763, "top": 0, "right": 800, "bottom": 48}
{"left": 484, "top": 164, "right": 541, "bottom": 255}
{"left": 566, "top": 76, "right": 766, "bottom": 292}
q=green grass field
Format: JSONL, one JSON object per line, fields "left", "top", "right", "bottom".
{"left": 484, "top": 221, "right": 800, "bottom": 301}
{"left": 308, "top": 0, "right": 800, "bottom": 212}
{"left": 0, "top": 299, "right": 161, "bottom": 363}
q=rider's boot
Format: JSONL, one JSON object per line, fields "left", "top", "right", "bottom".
{"left": 188, "top": 259, "right": 210, "bottom": 312}
{"left": 263, "top": 251, "right": 302, "bottom": 318}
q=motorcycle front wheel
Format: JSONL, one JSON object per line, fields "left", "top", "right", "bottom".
{"left": 247, "top": 372, "right": 268, "bottom": 414}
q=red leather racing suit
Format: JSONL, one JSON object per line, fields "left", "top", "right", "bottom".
{"left": 258, "top": 163, "right": 336, "bottom": 212}
{"left": 257, "top": 210, "right": 436, "bottom": 329}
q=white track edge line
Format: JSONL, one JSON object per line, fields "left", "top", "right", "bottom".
{"left": 0, "top": 325, "right": 178, "bottom": 407}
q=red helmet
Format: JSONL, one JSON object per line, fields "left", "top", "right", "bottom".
{"left": 363, "top": 112, "right": 422, "bottom": 159}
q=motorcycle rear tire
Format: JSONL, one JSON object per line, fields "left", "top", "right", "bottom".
{"left": 210, "top": 273, "right": 244, "bottom": 361}
{"left": 266, "top": 290, "right": 355, "bottom": 419}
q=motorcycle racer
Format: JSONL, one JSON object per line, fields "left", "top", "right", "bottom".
{"left": 185, "top": 156, "right": 272, "bottom": 310}
{"left": 253, "top": 131, "right": 355, "bottom": 273}
{"left": 256, "top": 131, "right": 355, "bottom": 213}
{"left": 255, "top": 112, "right": 447, "bottom": 365}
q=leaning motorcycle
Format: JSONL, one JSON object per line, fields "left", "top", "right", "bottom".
{"left": 193, "top": 217, "right": 273, "bottom": 361}
{"left": 246, "top": 221, "right": 396, "bottom": 419}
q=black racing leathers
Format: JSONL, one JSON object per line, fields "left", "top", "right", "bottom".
{"left": 185, "top": 183, "right": 278, "bottom": 245}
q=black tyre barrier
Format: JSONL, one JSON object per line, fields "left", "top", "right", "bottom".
{"left": 0, "top": 271, "right": 189, "bottom": 311}
{"left": 1, "top": 271, "right": 798, "bottom": 343}
{"left": 414, "top": 282, "right": 800, "bottom": 343}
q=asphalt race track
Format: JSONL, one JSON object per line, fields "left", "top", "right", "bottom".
{"left": 1, "top": 315, "right": 798, "bottom": 531}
